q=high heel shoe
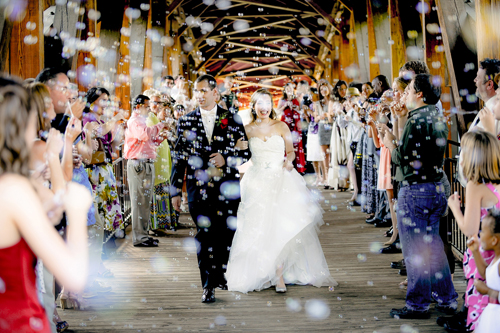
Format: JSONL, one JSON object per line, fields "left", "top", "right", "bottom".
{"left": 59, "top": 291, "right": 71, "bottom": 310}
{"left": 275, "top": 285, "right": 287, "bottom": 293}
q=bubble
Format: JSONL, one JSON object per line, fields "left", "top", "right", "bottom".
{"left": 0, "top": 278, "right": 5, "bottom": 293}
{"left": 203, "top": 0, "right": 215, "bottom": 5}
{"left": 150, "top": 254, "right": 172, "bottom": 274}
{"left": 233, "top": 20, "right": 249, "bottom": 31}
{"left": 416, "top": 1, "right": 430, "bottom": 14}
{"left": 285, "top": 298, "right": 302, "bottom": 312}
{"left": 201, "top": 22, "right": 214, "bottom": 33}
{"left": 300, "top": 38, "right": 312, "bottom": 46}
{"left": 357, "top": 253, "right": 367, "bottom": 262}
{"left": 183, "top": 237, "right": 199, "bottom": 254}
{"left": 197, "top": 216, "right": 211, "bottom": 228}
{"left": 268, "top": 67, "right": 279, "bottom": 75}
{"left": 30, "top": 317, "right": 44, "bottom": 330}
{"left": 367, "top": 281, "right": 373, "bottom": 286}
{"left": 299, "top": 27, "right": 310, "bottom": 35}
{"left": 406, "top": 46, "right": 421, "bottom": 60}
{"left": 125, "top": 7, "right": 141, "bottom": 20}
{"left": 77, "top": 64, "right": 96, "bottom": 87}
{"left": 426, "top": 23, "right": 440, "bottom": 34}
{"left": 330, "top": 205, "right": 337, "bottom": 211}
{"left": 267, "top": 301, "right": 272, "bottom": 306}
{"left": 227, "top": 216, "right": 237, "bottom": 230}
{"left": 220, "top": 181, "right": 240, "bottom": 200}
{"left": 345, "top": 64, "right": 360, "bottom": 78}
{"left": 305, "top": 299, "right": 330, "bottom": 320}
{"left": 26, "top": 21, "right": 36, "bottom": 30}
{"left": 161, "top": 36, "right": 174, "bottom": 47}
{"left": 407, "top": 30, "right": 419, "bottom": 39}
{"left": 216, "top": 0, "right": 231, "bottom": 10}
{"left": 188, "top": 156, "right": 203, "bottom": 169}
{"left": 400, "top": 324, "right": 419, "bottom": 333}
{"left": 140, "top": 3, "right": 150, "bottom": 11}
{"left": 432, "top": 75, "right": 442, "bottom": 87}
{"left": 183, "top": 42, "right": 194, "bottom": 53}
{"left": 88, "top": 9, "right": 101, "bottom": 21}
{"left": 369, "top": 242, "right": 383, "bottom": 254}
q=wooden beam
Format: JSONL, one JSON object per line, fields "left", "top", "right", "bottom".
{"left": 9, "top": 0, "right": 44, "bottom": 79}
{"left": 224, "top": 41, "right": 298, "bottom": 56}
{"left": 294, "top": 17, "right": 333, "bottom": 51}
{"left": 366, "top": 0, "right": 380, "bottom": 79}
{"left": 436, "top": 0, "right": 465, "bottom": 134}
{"left": 166, "top": 0, "right": 185, "bottom": 19}
{"left": 233, "top": 79, "right": 284, "bottom": 90}
{"left": 218, "top": 59, "right": 293, "bottom": 76}
{"left": 212, "top": 59, "right": 232, "bottom": 77}
{"left": 287, "top": 55, "right": 316, "bottom": 82}
{"left": 222, "top": 18, "right": 297, "bottom": 37}
{"left": 0, "top": 17, "right": 12, "bottom": 73}
{"left": 231, "top": 0, "right": 302, "bottom": 13}
{"left": 195, "top": 37, "right": 228, "bottom": 71}
{"left": 304, "top": 0, "right": 341, "bottom": 34}
{"left": 389, "top": 0, "right": 406, "bottom": 81}
{"left": 189, "top": 17, "right": 224, "bottom": 52}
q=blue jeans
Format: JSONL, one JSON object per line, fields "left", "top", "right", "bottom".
{"left": 397, "top": 182, "right": 458, "bottom": 311}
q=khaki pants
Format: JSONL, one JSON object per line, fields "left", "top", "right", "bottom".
{"left": 127, "top": 160, "right": 155, "bottom": 245}
{"left": 41, "top": 265, "right": 56, "bottom": 333}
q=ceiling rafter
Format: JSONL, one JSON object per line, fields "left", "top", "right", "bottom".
{"left": 233, "top": 79, "right": 285, "bottom": 90}
{"left": 195, "top": 37, "right": 229, "bottom": 71}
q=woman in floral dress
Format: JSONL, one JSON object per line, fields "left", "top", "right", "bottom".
{"left": 83, "top": 87, "right": 125, "bottom": 254}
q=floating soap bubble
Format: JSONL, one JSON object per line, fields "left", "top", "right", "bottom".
{"left": 285, "top": 298, "right": 302, "bottom": 312}
{"left": 234, "top": 20, "right": 249, "bottom": 31}
{"left": 369, "top": 242, "right": 383, "bottom": 254}
{"left": 305, "top": 299, "right": 330, "bottom": 320}
{"left": 357, "top": 253, "right": 367, "bottom": 262}
{"left": 221, "top": 180, "right": 240, "bottom": 200}
{"left": 216, "top": 0, "right": 231, "bottom": 10}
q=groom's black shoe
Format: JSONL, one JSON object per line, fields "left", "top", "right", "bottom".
{"left": 201, "top": 288, "right": 215, "bottom": 303}
{"left": 217, "top": 284, "right": 228, "bottom": 290}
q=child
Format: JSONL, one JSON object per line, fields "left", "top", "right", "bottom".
{"left": 448, "top": 130, "right": 500, "bottom": 330}
{"left": 467, "top": 209, "right": 500, "bottom": 332}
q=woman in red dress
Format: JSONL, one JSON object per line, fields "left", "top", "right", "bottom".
{"left": 0, "top": 79, "right": 91, "bottom": 332}
{"left": 276, "top": 83, "right": 306, "bottom": 174}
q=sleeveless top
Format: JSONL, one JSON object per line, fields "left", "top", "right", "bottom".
{"left": 0, "top": 238, "right": 51, "bottom": 332}
{"left": 480, "top": 183, "right": 500, "bottom": 220}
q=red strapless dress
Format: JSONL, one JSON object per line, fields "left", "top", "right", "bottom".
{"left": 0, "top": 238, "right": 51, "bottom": 332}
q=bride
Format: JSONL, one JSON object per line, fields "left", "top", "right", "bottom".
{"left": 226, "top": 89, "right": 337, "bottom": 293}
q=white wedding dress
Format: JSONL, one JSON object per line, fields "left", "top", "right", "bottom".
{"left": 226, "top": 135, "right": 337, "bottom": 293}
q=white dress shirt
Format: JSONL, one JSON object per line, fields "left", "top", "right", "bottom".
{"left": 200, "top": 104, "right": 218, "bottom": 144}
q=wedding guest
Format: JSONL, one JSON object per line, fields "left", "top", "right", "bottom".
{"left": 124, "top": 95, "right": 165, "bottom": 247}
{"left": 277, "top": 82, "right": 306, "bottom": 173}
{"left": 82, "top": 87, "right": 125, "bottom": 255}
{"left": 0, "top": 78, "right": 91, "bottom": 333}
{"left": 384, "top": 74, "right": 457, "bottom": 319}
{"left": 220, "top": 76, "right": 240, "bottom": 114}
{"left": 448, "top": 130, "right": 500, "bottom": 330}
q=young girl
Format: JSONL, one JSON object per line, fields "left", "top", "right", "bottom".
{"left": 467, "top": 209, "right": 500, "bottom": 332}
{"left": 448, "top": 130, "right": 500, "bottom": 330}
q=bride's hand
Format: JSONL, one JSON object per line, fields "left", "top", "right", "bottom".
{"left": 235, "top": 137, "right": 248, "bottom": 150}
{"left": 283, "top": 160, "right": 293, "bottom": 171}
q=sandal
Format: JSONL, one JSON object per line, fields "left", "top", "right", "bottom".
{"left": 56, "top": 321, "right": 69, "bottom": 332}
{"left": 399, "top": 279, "right": 408, "bottom": 287}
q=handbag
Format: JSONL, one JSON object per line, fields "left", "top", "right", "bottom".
{"left": 88, "top": 138, "right": 106, "bottom": 165}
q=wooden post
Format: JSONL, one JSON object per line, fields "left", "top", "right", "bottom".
{"left": 116, "top": 11, "right": 131, "bottom": 113}
{"left": 475, "top": 0, "right": 500, "bottom": 62}
{"left": 435, "top": 0, "right": 465, "bottom": 134}
{"left": 366, "top": 0, "right": 380, "bottom": 79}
{"left": 389, "top": 0, "right": 406, "bottom": 81}
{"left": 9, "top": 0, "right": 44, "bottom": 79}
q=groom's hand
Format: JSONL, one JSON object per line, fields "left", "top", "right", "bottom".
{"left": 172, "top": 196, "right": 181, "bottom": 212}
{"left": 209, "top": 153, "right": 225, "bottom": 168}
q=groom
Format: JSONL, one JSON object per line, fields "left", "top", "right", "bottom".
{"left": 171, "top": 74, "right": 251, "bottom": 303}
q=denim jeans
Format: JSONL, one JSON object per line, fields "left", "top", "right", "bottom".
{"left": 397, "top": 182, "right": 458, "bottom": 311}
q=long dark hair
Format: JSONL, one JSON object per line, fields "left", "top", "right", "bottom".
{"left": 333, "top": 80, "right": 347, "bottom": 103}
{"left": 84, "top": 87, "right": 110, "bottom": 113}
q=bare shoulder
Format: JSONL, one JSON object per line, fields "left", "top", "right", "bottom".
{"left": 244, "top": 123, "right": 255, "bottom": 136}
{"left": 32, "top": 140, "right": 46, "bottom": 161}
{"left": 273, "top": 119, "right": 288, "bottom": 130}
{"left": 0, "top": 174, "right": 33, "bottom": 202}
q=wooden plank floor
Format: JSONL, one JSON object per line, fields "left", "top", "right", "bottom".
{"left": 59, "top": 186, "right": 465, "bottom": 332}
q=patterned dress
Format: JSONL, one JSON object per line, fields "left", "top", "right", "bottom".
{"left": 463, "top": 183, "right": 500, "bottom": 330}
{"left": 279, "top": 98, "right": 306, "bottom": 173}
{"left": 359, "top": 130, "right": 379, "bottom": 214}
{"left": 146, "top": 113, "right": 178, "bottom": 231}
{"left": 83, "top": 113, "right": 124, "bottom": 233}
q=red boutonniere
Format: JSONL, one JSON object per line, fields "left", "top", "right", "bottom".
{"left": 216, "top": 112, "right": 229, "bottom": 129}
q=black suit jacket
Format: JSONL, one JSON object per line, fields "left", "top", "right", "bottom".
{"left": 170, "top": 105, "right": 251, "bottom": 203}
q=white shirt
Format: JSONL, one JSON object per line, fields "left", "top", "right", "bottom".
{"left": 200, "top": 104, "right": 218, "bottom": 144}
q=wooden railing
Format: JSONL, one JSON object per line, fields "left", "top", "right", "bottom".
{"left": 444, "top": 140, "right": 467, "bottom": 258}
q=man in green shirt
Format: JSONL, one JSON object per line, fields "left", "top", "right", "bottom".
{"left": 383, "top": 74, "right": 458, "bottom": 319}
